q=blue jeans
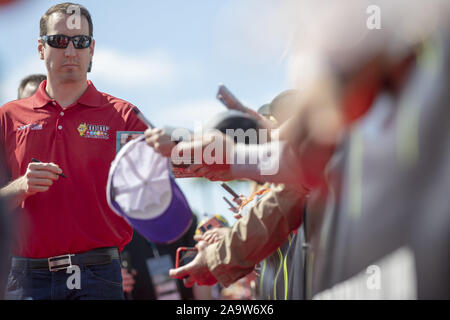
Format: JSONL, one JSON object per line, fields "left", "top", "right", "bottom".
{"left": 4, "top": 259, "right": 124, "bottom": 300}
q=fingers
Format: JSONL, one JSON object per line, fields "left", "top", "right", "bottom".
{"left": 144, "top": 128, "right": 163, "bottom": 146}
{"left": 145, "top": 128, "right": 176, "bottom": 157}
{"left": 25, "top": 181, "right": 53, "bottom": 195}
{"left": 195, "top": 229, "right": 230, "bottom": 244}
{"left": 123, "top": 275, "right": 135, "bottom": 285}
{"left": 195, "top": 240, "right": 210, "bottom": 251}
{"left": 202, "top": 234, "right": 213, "bottom": 244}
{"left": 169, "top": 258, "right": 196, "bottom": 279}
{"left": 144, "top": 127, "right": 163, "bottom": 137}
{"left": 202, "top": 231, "right": 222, "bottom": 244}
{"left": 26, "top": 185, "right": 50, "bottom": 194}
{"left": 121, "top": 268, "right": 136, "bottom": 293}
{"left": 123, "top": 285, "right": 134, "bottom": 293}
{"left": 121, "top": 269, "right": 136, "bottom": 280}
{"left": 28, "top": 178, "right": 55, "bottom": 188}
{"left": 27, "top": 171, "right": 59, "bottom": 181}
{"left": 169, "top": 264, "right": 190, "bottom": 280}
{"left": 28, "top": 162, "right": 62, "bottom": 176}
{"left": 122, "top": 273, "right": 135, "bottom": 283}
{"left": 198, "top": 230, "right": 214, "bottom": 239}
{"left": 122, "top": 280, "right": 135, "bottom": 293}
{"left": 24, "top": 162, "right": 63, "bottom": 195}
{"left": 170, "top": 242, "right": 218, "bottom": 288}
{"left": 170, "top": 242, "right": 206, "bottom": 279}
{"left": 203, "top": 233, "right": 213, "bottom": 242}
{"left": 194, "top": 233, "right": 214, "bottom": 244}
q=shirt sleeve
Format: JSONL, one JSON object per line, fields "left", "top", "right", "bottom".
{"left": 123, "top": 105, "right": 149, "bottom": 132}
{"left": 204, "top": 183, "right": 308, "bottom": 287}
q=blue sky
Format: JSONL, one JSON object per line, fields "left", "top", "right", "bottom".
{"left": 0, "top": 0, "right": 292, "bottom": 224}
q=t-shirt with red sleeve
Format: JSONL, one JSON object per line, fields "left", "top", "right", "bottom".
{"left": 0, "top": 80, "right": 148, "bottom": 258}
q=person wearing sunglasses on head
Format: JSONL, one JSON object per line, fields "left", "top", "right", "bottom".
{"left": 0, "top": 2, "right": 148, "bottom": 300}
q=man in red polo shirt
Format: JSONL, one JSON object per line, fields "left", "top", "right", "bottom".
{"left": 0, "top": 2, "right": 147, "bottom": 299}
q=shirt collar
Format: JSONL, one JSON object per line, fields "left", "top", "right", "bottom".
{"left": 33, "top": 80, "right": 103, "bottom": 109}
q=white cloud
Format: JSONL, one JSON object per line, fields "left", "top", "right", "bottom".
{"left": 0, "top": 47, "right": 177, "bottom": 104}
{"left": 90, "top": 47, "right": 176, "bottom": 88}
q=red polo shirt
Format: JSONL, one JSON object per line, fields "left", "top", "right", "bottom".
{"left": 0, "top": 80, "right": 147, "bottom": 258}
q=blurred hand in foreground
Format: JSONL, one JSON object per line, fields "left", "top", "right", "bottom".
{"left": 194, "top": 227, "right": 230, "bottom": 244}
{"left": 121, "top": 268, "right": 137, "bottom": 293}
{"left": 169, "top": 241, "right": 217, "bottom": 288}
{"left": 172, "top": 131, "right": 234, "bottom": 172}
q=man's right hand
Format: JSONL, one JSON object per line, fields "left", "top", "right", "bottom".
{"left": 0, "top": 161, "right": 62, "bottom": 209}
{"left": 21, "top": 162, "right": 62, "bottom": 196}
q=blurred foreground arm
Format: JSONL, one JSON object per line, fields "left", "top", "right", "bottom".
{"left": 170, "top": 184, "right": 307, "bottom": 287}
{"left": 179, "top": 73, "right": 343, "bottom": 189}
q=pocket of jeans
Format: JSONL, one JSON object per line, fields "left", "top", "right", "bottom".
{"left": 84, "top": 260, "right": 122, "bottom": 287}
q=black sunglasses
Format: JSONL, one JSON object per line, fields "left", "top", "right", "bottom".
{"left": 40, "top": 34, "right": 93, "bottom": 49}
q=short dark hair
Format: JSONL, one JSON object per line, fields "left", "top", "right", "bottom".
{"left": 18, "top": 74, "right": 47, "bottom": 99}
{"left": 40, "top": 2, "right": 93, "bottom": 37}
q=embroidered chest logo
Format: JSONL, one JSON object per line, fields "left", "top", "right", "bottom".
{"left": 77, "top": 123, "right": 110, "bottom": 140}
{"left": 17, "top": 122, "right": 44, "bottom": 131}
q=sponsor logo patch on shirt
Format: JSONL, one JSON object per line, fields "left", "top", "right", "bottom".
{"left": 77, "top": 122, "right": 110, "bottom": 140}
{"left": 17, "top": 123, "right": 44, "bottom": 131}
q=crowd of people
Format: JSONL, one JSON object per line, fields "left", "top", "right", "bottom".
{"left": 0, "top": 1, "right": 449, "bottom": 300}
